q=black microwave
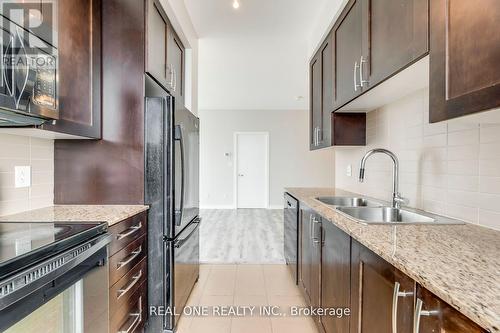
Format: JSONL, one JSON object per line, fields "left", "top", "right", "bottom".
{"left": 0, "top": 15, "right": 58, "bottom": 126}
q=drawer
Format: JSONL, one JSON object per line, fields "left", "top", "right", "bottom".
{"left": 109, "top": 235, "right": 147, "bottom": 285}
{"left": 110, "top": 256, "right": 147, "bottom": 318}
{"left": 110, "top": 281, "right": 147, "bottom": 333}
{"left": 108, "top": 212, "right": 147, "bottom": 256}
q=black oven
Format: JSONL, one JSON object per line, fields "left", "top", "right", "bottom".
{"left": 0, "top": 13, "right": 58, "bottom": 126}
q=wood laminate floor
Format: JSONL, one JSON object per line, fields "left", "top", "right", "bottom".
{"left": 200, "top": 209, "right": 285, "bottom": 264}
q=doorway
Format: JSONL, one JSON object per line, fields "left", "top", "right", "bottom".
{"left": 234, "top": 132, "right": 269, "bottom": 208}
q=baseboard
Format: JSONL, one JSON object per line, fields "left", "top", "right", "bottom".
{"left": 268, "top": 205, "right": 283, "bottom": 210}
{"left": 200, "top": 205, "right": 236, "bottom": 209}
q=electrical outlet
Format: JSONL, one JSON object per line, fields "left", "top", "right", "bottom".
{"left": 15, "top": 166, "right": 31, "bottom": 188}
{"left": 346, "top": 164, "right": 352, "bottom": 177}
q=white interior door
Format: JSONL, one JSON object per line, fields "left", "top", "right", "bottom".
{"left": 235, "top": 132, "right": 269, "bottom": 208}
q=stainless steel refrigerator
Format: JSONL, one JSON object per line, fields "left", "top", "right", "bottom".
{"left": 144, "top": 74, "right": 200, "bottom": 333}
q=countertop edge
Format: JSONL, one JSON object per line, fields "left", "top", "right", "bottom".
{"left": 285, "top": 187, "right": 500, "bottom": 333}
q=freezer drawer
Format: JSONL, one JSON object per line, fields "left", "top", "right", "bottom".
{"left": 164, "top": 217, "right": 200, "bottom": 331}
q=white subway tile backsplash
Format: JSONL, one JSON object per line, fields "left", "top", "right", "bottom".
{"left": 335, "top": 88, "right": 500, "bottom": 230}
{"left": 480, "top": 124, "right": 500, "bottom": 143}
{"left": 0, "top": 134, "right": 54, "bottom": 216}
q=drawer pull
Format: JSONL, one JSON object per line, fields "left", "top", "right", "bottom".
{"left": 116, "top": 222, "right": 142, "bottom": 240}
{"left": 117, "top": 246, "right": 142, "bottom": 270}
{"left": 117, "top": 270, "right": 143, "bottom": 300}
{"left": 392, "top": 282, "right": 413, "bottom": 333}
{"left": 118, "top": 296, "right": 142, "bottom": 333}
{"left": 413, "top": 298, "right": 439, "bottom": 333}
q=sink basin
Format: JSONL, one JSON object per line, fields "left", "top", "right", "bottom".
{"left": 316, "top": 196, "right": 380, "bottom": 207}
{"left": 336, "top": 206, "right": 463, "bottom": 225}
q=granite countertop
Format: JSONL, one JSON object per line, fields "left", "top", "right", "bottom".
{"left": 0, "top": 205, "right": 149, "bottom": 226}
{"left": 285, "top": 187, "right": 500, "bottom": 332}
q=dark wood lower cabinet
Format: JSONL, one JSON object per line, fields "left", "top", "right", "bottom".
{"left": 350, "top": 240, "right": 415, "bottom": 333}
{"left": 299, "top": 207, "right": 321, "bottom": 312}
{"left": 320, "top": 221, "right": 351, "bottom": 333}
{"left": 415, "top": 286, "right": 486, "bottom": 333}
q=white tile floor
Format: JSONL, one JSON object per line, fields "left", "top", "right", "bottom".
{"left": 176, "top": 264, "right": 318, "bottom": 333}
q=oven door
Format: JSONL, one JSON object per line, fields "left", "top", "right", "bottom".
{"left": 0, "top": 236, "right": 111, "bottom": 333}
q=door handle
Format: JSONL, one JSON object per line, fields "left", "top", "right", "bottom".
{"left": 354, "top": 61, "right": 361, "bottom": 91}
{"left": 360, "top": 56, "right": 368, "bottom": 87}
{"left": 311, "top": 217, "right": 321, "bottom": 244}
{"left": 174, "top": 218, "right": 201, "bottom": 248}
{"left": 392, "top": 282, "right": 414, "bottom": 333}
{"left": 175, "top": 124, "right": 185, "bottom": 226}
{"left": 413, "top": 298, "right": 439, "bottom": 333}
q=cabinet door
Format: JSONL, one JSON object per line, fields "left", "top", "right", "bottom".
{"left": 361, "top": 0, "right": 428, "bottom": 88}
{"left": 167, "top": 28, "right": 184, "bottom": 103}
{"left": 350, "top": 240, "right": 415, "bottom": 333}
{"left": 320, "top": 221, "right": 351, "bottom": 333}
{"left": 415, "top": 286, "right": 486, "bottom": 333}
{"left": 429, "top": 0, "right": 500, "bottom": 122}
{"left": 333, "top": 0, "right": 363, "bottom": 109}
{"left": 299, "top": 208, "right": 321, "bottom": 310}
{"left": 40, "top": 0, "right": 102, "bottom": 139}
{"left": 309, "top": 53, "right": 322, "bottom": 150}
{"left": 146, "top": 0, "right": 168, "bottom": 88}
{"left": 319, "top": 35, "right": 333, "bottom": 148}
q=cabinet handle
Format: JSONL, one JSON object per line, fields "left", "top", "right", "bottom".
{"left": 317, "top": 127, "right": 322, "bottom": 145}
{"left": 392, "top": 282, "right": 414, "bottom": 333}
{"left": 360, "top": 56, "right": 369, "bottom": 87}
{"left": 118, "top": 296, "right": 142, "bottom": 333}
{"left": 413, "top": 298, "right": 439, "bottom": 333}
{"left": 173, "top": 68, "right": 177, "bottom": 92}
{"left": 117, "top": 246, "right": 142, "bottom": 270}
{"left": 354, "top": 61, "right": 361, "bottom": 91}
{"left": 116, "top": 222, "right": 142, "bottom": 240}
{"left": 312, "top": 217, "right": 321, "bottom": 244}
{"left": 117, "top": 270, "right": 143, "bottom": 299}
{"left": 168, "top": 64, "right": 174, "bottom": 87}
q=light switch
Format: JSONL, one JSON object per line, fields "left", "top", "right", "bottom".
{"left": 346, "top": 164, "right": 352, "bottom": 177}
{"left": 15, "top": 166, "right": 31, "bottom": 188}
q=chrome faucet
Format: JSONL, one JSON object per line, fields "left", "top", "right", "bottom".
{"left": 359, "top": 148, "right": 408, "bottom": 209}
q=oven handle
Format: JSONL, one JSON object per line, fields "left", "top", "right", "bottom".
{"left": 174, "top": 218, "right": 201, "bottom": 248}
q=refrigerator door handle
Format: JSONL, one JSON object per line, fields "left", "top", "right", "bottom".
{"left": 174, "top": 124, "right": 185, "bottom": 226}
{"left": 174, "top": 217, "right": 201, "bottom": 248}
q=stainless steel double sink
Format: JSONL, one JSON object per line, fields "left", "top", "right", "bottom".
{"left": 315, "top": 196, "right": 463, "bottom": 225}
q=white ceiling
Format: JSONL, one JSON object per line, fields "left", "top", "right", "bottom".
{"left": 183, "top": 0, "right": 330, "bottom": 40}
{"left": 184, "top": 0, "right": 342, "bottom": 111}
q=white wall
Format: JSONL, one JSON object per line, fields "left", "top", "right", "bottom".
{"left": 198, "top": 37, "right": 309, "bottom": 111}
{"left": 335, "top": 89, "right": 500, "bottom": 230}
{"left": 0, "top": 134, "right": 54, "bottom": 216}
{"left": 200, "top": 109, "right": 334, "bottom": 208}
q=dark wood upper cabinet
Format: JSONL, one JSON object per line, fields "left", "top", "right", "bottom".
{"left": 310, "top": 52, "right": 322, "bottom": 150}
{"left": 299, "top": 207, "right": 321, "bottom": 313}
{"left": 333, "top": 0, "right": 363, "bottom": 109}
{"left": 167, "top": 29, "right": 184, "bottom": 102}
{"left": 361, "top": 0, "right": 428, "bottom": 88}
{"left": 320, "top": 220, "right": 351, "bottom": 333}
{"left": 40, "top": 0, "right": 102, "bottom": 139}
{"left": 146, "top": 0, "right": 168, "bottom": 88}
{"left": 429, "top": 0, "right": 500, "bottom": 122}
{"left": 350, "top": 240, "right": 415, "bottom": 333}
{"left": 146, "top": 0, "right": 185, "bottom": 102}
{"left": 415, "top": 286, "right": 486, "bottom": 333}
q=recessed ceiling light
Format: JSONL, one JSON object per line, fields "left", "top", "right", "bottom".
{"left": 232, "top": 0, "right": 240, "bottom": 9}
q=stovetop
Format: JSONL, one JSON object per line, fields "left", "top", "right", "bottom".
{"left": 0, "top": 221, "right": 107, "bottom": 280}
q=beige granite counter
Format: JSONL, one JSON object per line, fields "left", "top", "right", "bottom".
{"left": 285, "top": 187, "right": 500, "bottom": 332}
{"left": 0, "top": 205, "right": 149, "bottom": 226}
